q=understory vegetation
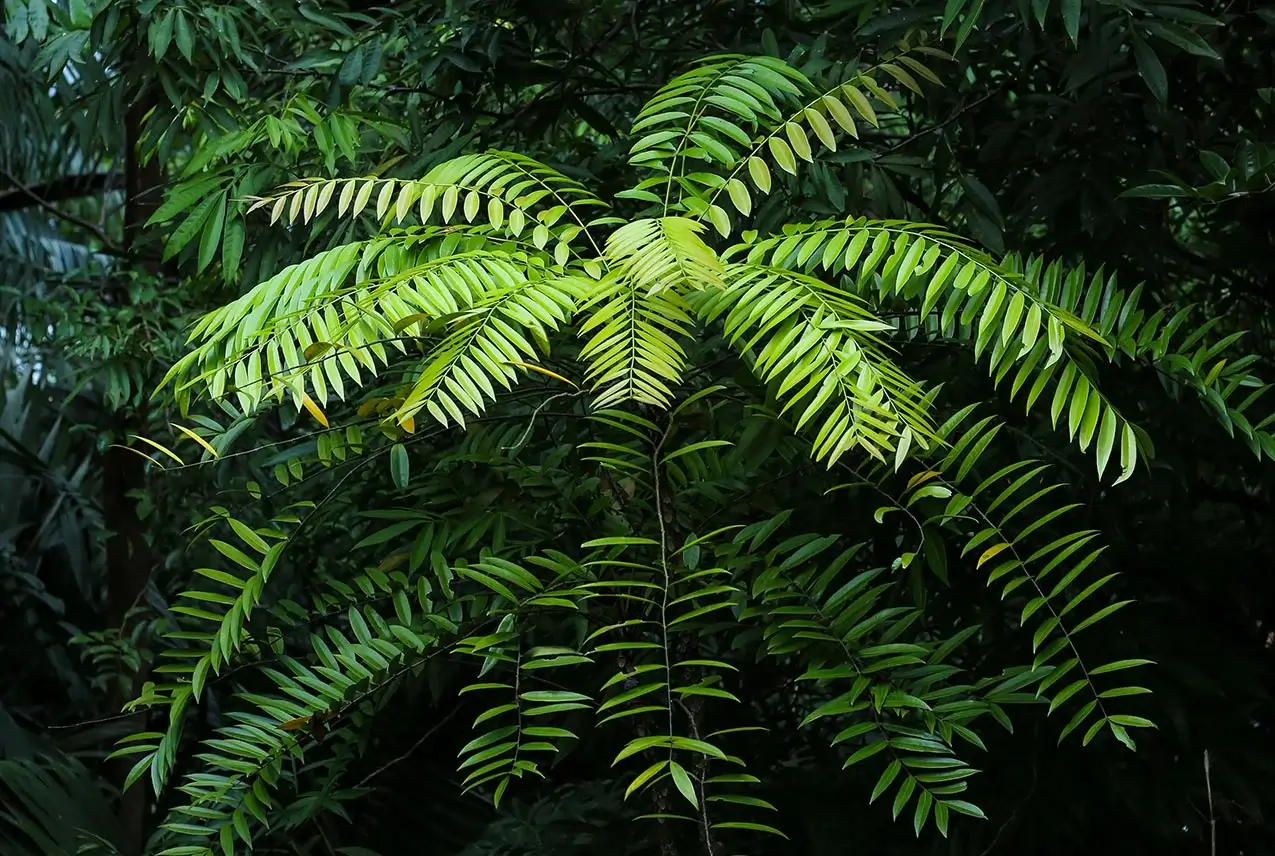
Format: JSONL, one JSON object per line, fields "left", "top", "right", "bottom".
{"left": 2, "top": 1, "right": 1273, "bottom": 855}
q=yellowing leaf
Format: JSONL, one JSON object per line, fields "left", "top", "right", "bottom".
{"left": 174, "top": 424, "right": 220, "bottom": 459}
{"left": 301, "top": 392, "right": 329, "bottom": 427}
{"left": 906, "top": 470, "right": 940, "bottom": 490}
{"left": 977, "top": 543, "right": 1011, "bottom": 569}
{"left": 114, "top": 445, "right": 167, "bottom": 470}
{"left": 506, "top": 360, "right": 579, "bottom": 388}
{"left": 304, "top": 342, "right": 333, "bottom": 362}
{"left": 130, "top": 434, "right": 184, "bottom": 465}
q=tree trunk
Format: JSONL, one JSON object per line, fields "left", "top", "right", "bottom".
{"left": 104, "top": 85, "right": 163, "bottom": 856}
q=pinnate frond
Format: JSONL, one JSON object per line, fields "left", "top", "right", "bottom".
{"left": 133, "top": 40, "right": 1218, "bottom": 849}
{"left": 603, "top": 217, "right": 724, "bottom": 295}
{"left": 735, "top": 219, "right": 1145, "bottom": 481}
{"left": 627, "top": 55, "right": 807, "bottom": 177}
{"left": 732, "top": 515, "right": 984, "bottom": 836}
{"left": 696, "top": 264, "right": 938, "bottom": 466}
{"left": 251, "top": 151, "right": 608, "bottom": 248}
{"left": 162, "top": 227, "right": 585, "bottom": 427}
{"left": 577, "top": 275, "right": 694, "bottom": 409}
{"left": 136, "top": 527, "right": 588, "bottom": 855}
{"left": 396, "top": 273, "right": 587, "bottom": 429}
{"left": 580, "top": 525, "right": 769, "bottom": 835}
{"left": 576, "top": 218, "right": 720, "bottom": 408}
{"left": 626, "top": 43, "right": 946, "bottom": 234}
{"left": 902, "top": 406, "right": 1157, "bottom": 750}
{"left": 1006, "top": 255, "right": 1275, "bottom": 461}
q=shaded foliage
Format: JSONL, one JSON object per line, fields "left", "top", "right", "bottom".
{"left": 0, "top": 0, "right": 1272, "bottom": 855}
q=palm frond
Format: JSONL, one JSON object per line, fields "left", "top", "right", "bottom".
{"left": 0, "top": 753, "right": 121, "bottom": 856}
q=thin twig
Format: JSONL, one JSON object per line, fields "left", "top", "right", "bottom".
{"left": 501, "top": 390, "right": 583, "bottom": 452}
{"left": 882, "top": 86, "right": 1007, "bottom": 154}
{"left": 45, "top": 709, "right": 142, "bottom": 730}
{"left": 354, "top": 704, "right": 463, "bottom": 789}
{"left": 1204, "top": 749, "right": 1217, "bottom": 856}
{"left": 977, "top": 720, "right": 1039, "bottom": 856}
{"left": 1, "top": 166, "right": 122, "bottom": 253}
{"left": 313, "top": 818, "right": 336, "bottom": 855}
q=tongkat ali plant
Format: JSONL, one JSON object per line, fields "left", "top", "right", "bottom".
{"left": 124, "top": 38, "right": 1275, "bottom": 856}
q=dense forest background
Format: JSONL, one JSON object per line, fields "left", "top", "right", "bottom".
{"left": 1, "top": 0, "right": 1273, "bottom": 854}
